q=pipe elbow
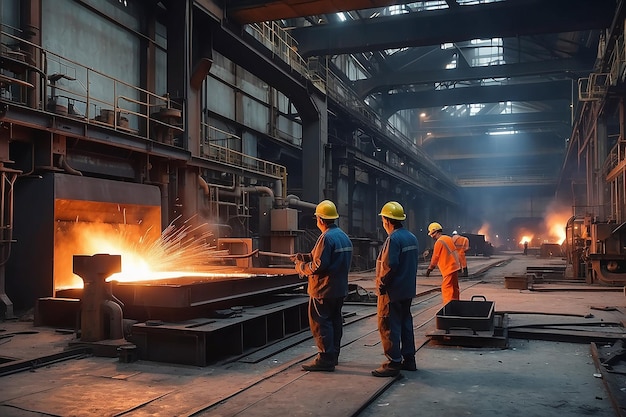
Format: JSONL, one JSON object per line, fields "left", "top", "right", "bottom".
{"left": 102, "top": 299, "right": 124, "bottom": 340}
{"left": 59, "top": 155, "right": 83, "bottom": 176}
{"left": 198, "top": 175, "right": 210, "bottom": 195}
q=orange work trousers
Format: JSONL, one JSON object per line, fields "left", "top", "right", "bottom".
{"left": 441, "top": 270, "right": 460, "bottom": 305}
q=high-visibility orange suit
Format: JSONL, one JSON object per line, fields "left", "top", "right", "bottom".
{"left": 452, "top": 232, "right": 470, "bottom": 277}
{"left": 426, "top": 223, "right": 461, "bottom": 305}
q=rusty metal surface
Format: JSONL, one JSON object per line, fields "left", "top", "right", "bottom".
{"left": 112, "top": 268, "right": 303, "bottom": 309}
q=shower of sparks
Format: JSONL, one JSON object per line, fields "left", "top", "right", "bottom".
{"left": 133, "top": 215, "right": 228, "bottom": 272}
{"left": 105, "top": 215, "right": 231, "bottom": 282}
{"left": 60, "top": 215, "right": 232, "bottom": 285}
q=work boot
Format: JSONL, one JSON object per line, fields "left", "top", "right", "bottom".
{"left": 371, "top": 361, "right": 402, "bottom": 377}
{"left": 302, "top": 357, "right": 335, "bottom": 372}
{"left": 462, "top": 267, "right": 469, "bottom": 277}
{"left": 401, "top": 357, "right": 417, "bottom": 371}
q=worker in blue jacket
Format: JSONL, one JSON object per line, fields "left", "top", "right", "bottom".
{"left": 372, "top": 201, "right": 419, "bottom": 377}
{"left": 292, "top": 199, "right": 353, "bottom": 372}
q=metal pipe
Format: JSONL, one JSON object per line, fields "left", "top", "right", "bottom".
{"left": 58, "top": 155, "right": 83, "bottom": 176}
{"left": 257, "top": 250, "right": 294, "bottom": 258}
{"left": 218, "top": 185, "right": 275, "bottom": 199}
{"left": 209, "top": 249, "right": 294, "bottom": 259}
{"left": 198, "top": 174, "right": 209, "bottom": 195}
{"left": 274, "top": 179, "right": 284, "bottom": 205}
{"left": 206, "top": 173, "right": 237, "bottom": 190}
{"left": 285, "top": 194, "right": 317, "bottom": 210}
{"left": 102, "top": 299, "right": 124, "bottom": 340}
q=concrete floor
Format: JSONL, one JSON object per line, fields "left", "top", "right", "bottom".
{"left": 1, "top": 252, "right": 625, "bottom": 416}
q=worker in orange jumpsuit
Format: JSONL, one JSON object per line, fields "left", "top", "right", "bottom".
{"left": 452, "top": 230, "right": 470, "bottom": 277}
{"left": 425, "top": 222, "right": 461, "bottom": 304}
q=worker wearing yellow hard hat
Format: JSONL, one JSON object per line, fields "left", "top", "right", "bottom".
{"left": 452, "top": 230, "right": 470, "bottom": 277}
{"left": 291, "top": 199, "right": 352, "bottom": 372}
{"left": 313, "top": 199, "right": 339, "bottom": 219}
{"left": 425, "top": 222, "right": 461, "bottom": 305}
{"left": 371, "top": 201, "right": 419, "bottom": 377}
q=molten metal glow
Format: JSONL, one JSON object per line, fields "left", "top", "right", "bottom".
{"left": 545, "top": 211, "right": 568, "bottom": 245}
{"left": 519, "top": 235, "right": 533, "bottom": 245}
{"left": 477, "top": 224, "right": 490, "bottom": 242}
{"left": 57, "top": 216, "right": 229, "bottom": 288}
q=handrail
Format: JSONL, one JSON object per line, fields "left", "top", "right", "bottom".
{"left": 2, "top": 26, "right": 287, "bottom": 194}
{"left": 200, "top": 122, "right": 287, "bottom": 183}
{"left": 0, "top": 28, "right": 184, "bottom": 142}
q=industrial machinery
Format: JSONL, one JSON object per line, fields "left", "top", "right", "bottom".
{"left": 7, "top": 173, "right": 311, "bottom": 365}
{"left": 564, "top": 214, "right": 626, "bottom": 285}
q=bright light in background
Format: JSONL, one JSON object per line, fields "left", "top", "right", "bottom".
{"left": 519, "top": 235, "right": 533, "bottom": 244}
{"left": 544, "top": 204, "right": 570, "bottom": 244}
{"left": 337, "top": 12, "right": 347, "bottom": 21}
{"left": 478, "top": 223, "right": 490, "bottom": 242}
{"left": 487, "top": 130, "right": 519, "bottom": 136}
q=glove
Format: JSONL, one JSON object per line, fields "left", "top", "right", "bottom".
{"left": 425, "top": 268, "right": 433, "bottom": 277}
{"left": 289, "top": 253, "right": 305, "bottom": 262}
{"left": 294, "top": 260, "right": 307, "bottom": 278}
{"left": 378, "top": 284, "right": 387, "bottom": 295}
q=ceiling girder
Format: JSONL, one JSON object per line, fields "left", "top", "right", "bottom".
{"left": 354, "top": 58, "right": 590, "bottom": 98}
{"left": 418, "top": 112, "right": 571, "bottom": 139}
{"left": 290, "top": 0, "right": 616, "bottom": 57}
{"left": 381, "top": 80, "right": 573, "bottom": 115}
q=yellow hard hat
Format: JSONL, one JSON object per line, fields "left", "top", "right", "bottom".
{"left": 315, "top": 199, "right": 339, "bottom": 219}
{"left": 428, "top": 222, "right": 443, "bottom": 237}
{"left": 379, "top": 201, "right": 406, "bottom": 220}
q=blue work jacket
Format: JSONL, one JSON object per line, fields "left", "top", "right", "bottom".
{"left": 301, "top": 224, "right": 353, "bottom": 299}
{"left": 376, "top": 227, "right": 419, "bottom": 302}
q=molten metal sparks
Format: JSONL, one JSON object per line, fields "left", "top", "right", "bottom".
{"left": 56, "top": 216, "right": 231, "bottom": 288}
{"left": 106, "top": 216, "right": 229, "bottom": 282}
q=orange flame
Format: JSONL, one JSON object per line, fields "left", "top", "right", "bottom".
{"left": 519, "top": 235, "right": 533, "bottom": 245}
{"left": 55, "top": 216, "right": 227, "bottom": 289}
{"left": 545, "top": 211, "right": 568, "bottom": 245}
{"left": 477, "top": 224, "right": 490, "bottom": 242}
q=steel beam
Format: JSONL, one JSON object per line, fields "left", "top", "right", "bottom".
{"left": 381, "top": 80, "right": 572, "bottom": 115}
{"left": 353, "top": 59, "right": 591, "bottom": 98}
{"left": 291, "top": 0, "right": 616, "bottom": 57}
{"left": 226, "top": 0, "right": 396, "bottom": 25}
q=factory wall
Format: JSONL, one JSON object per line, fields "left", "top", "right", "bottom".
{"left": 42, "top": 0, "right": 143, "bottom": 123}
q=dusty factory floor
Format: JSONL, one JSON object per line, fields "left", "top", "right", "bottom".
{"left": 1, "top": 252, "right": 626, "bottom": 417}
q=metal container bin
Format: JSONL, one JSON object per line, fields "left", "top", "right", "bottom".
{"left": 435, "top": 295, "right": 495, "bottom": 332}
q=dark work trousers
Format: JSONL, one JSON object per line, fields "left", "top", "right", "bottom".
{"left": 377, "top": 295, "right": 416, "bottom": 363}
{"left": 308, "top": 296, "right": 344, "bottom": 362}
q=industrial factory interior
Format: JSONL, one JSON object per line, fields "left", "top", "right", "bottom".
{"left": 3, "top": 0, "right": 626, "bottom": 415}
